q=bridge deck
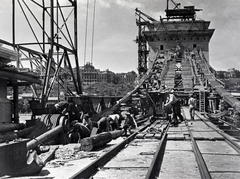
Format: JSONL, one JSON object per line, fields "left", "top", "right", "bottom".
{"left": 14, "top": 108, "right": 240, "bottom": 179}
{"left": 159, "top": 107, "right": 240, "bottom": 179}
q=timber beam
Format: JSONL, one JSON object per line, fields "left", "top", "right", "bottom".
{"left": 0, "top": 68, "right": 41, "bottom": 84}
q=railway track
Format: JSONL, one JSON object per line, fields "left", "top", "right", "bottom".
{"left": 66, "top": 109, "right": 240, "bottom": 179}
{"left": 158, "top": 108, "right": 240, "bottom": 178}
{"left": 11, "top": 109, "right": 240, "bottom": 179}
{"left": 69, "top": 118, "right": 170, "bottom": 179}
{"left": 67, "top": 110, "right": 240, "bottom": 179}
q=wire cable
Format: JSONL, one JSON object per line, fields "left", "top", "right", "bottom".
{"left": 84, "top": 0, "right": 89, "bottom": 65}
{"left": 91, "top": 0, "right": 96, "bottom": 65}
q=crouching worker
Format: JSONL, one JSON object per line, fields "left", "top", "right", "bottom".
{"left": 51, "top": 100, "right": 78, "bottom": 123}
{"left": 107, "top": 114, "right": 121, "bottom": 131}
{"left": 122, "top": 113, "right": 137, "bottom": 136}
{"left": 68, "top": 121, "right": 91, "bottom": 143}
{"left": 97, "top": 117, "right": 113, "bottom": 133}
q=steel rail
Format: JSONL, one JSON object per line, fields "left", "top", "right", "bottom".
{"left": 69, "top": 120, "right": 152, "bottom": 179}
{"left": 218, "top": 117, "right": 240, "bottom": 131}
{"left": 186, "top": 120, "right": 212, "bottom": 179}
{"left": 145, "top": 122, "right": 169, "bottom": 179}
{"left": 196, "top": 113, "right": 240, "bottom": 154}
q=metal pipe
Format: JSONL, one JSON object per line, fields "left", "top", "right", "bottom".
{"left": 0, "top": 123, "right": 25, "bottom": 133}
{"left": 27, "top": 125, "right": 63, "bottom": 151}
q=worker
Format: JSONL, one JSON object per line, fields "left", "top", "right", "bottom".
{"left": 82, "top": 113, "right": 93, "bottom": 132}
{"left": 97, "top": 117, "right": 113, "bottom": 133}
{"left": 52, "top": 100, "right": 78, "bottom": 120}
{"left": 188, "top": 94, "right": 196, "bottom": 120}
{"left": 52, "top": 100, "right": 71, "bottom": 115}
{"left": 107, "top": 114, "right": 120, "bottom": 130}
{"left": 233, "top": 111, "right": 240, "bottom": 126}
{"left": 164, "top": 89, "right": 184, "bottom": 125}
{"left": 164, "top": 94, "right": 173, "bottom": 122}
{"left": 68, "top": 120, "right": 91, "bottom": 143}
{"left": 122, "top": 112, "right": 137, "bottom": 136}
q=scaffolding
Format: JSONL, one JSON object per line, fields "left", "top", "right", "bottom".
{"left": 1, "top": 0, "right": 82, "bottom": 106}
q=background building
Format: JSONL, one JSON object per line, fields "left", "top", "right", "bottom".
{"left": 78, "top": 63, "right": 137, "bottom": 84}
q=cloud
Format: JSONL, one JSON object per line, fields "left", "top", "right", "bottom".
{"left": 97, "top": 0, "right": 111, "bottom": 8}
{"left": 115, "top": 0, "right": 143, "bottom": 9}
{"left": 78, "top": 0, "right": 111, "bottom": 9}
{"left": 1, "top": 0, "right": 240, "bottom": 73}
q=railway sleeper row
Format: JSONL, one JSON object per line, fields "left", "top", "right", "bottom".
{"left": 69, "top": 119, "right": 169, "bottom": 179}
{"left": 73, "top": 108, "right": 240, "bottom": 179}
{"left": 21, "top": 108, "right": 240, "bottom": 179}
{"left": 159, "top": 107, "right": 240, "bottom": 179}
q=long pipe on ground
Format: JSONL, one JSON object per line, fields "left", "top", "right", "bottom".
{"left": 0, "top": 126, "right": 35, "bottom": 143}
{"left": 27, "top": 125, "right": 63, "bottom": 151}
{"left": 0, "top": 123, "right": 25, "bottom": 133}
{"left": 80, "top": 130, "right": 124, "bottom": 152}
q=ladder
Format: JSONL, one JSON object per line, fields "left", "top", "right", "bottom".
{"left": 199, "top": 90, "right": 205, "bottom": 112}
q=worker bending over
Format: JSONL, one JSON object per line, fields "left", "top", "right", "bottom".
{"left": 122, "top": 112, "right": 137, "bottom": 136}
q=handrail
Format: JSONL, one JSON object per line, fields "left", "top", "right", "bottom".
{"left": 197, "top": 50, "right": 240, "bottom": 113}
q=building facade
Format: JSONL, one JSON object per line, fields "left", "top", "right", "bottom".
{"left": 78, "top": 63, "right": 137, "bottom": 84}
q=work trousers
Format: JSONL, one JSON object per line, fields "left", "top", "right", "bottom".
{"left": 189, "top": 107, "right": 195, "bottom": 120}
{"left": 172, "top": 100, "right": 184, "bottom": 122}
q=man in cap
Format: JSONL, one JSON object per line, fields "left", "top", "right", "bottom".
{"left": 164, "top": 89, "right": 184, "bottom": 125}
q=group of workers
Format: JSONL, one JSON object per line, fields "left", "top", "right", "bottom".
{"left": 97, "top": 112, "right": 137, "bottom": 135}
{"left": 51, "top": 100, "right": 138, "bottom": 143}
{"left": 69, "top": 112, "right": 137, "bottom": 143}
{"left": 164, "top": 88, "right": 197, "bottom": 126}
{"left": 52, "top": 88, "right": 197, "bottom": 141}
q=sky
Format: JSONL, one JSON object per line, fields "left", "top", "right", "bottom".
{"left": 0, "top": 0, "right": 240, "bottom": 73}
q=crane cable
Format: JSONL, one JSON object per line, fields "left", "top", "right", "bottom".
{"left": 91, "top": 0, "right": 96, "bottom": 65}
{"left": 84, "top": 0, "right": 89, "bottom": 65}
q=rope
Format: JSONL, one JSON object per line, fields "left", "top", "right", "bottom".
{"left": 32, "top": 137, "right": 46, "bottom": 147}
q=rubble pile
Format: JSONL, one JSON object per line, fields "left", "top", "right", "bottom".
{"left": 43, "top": 144, "right": 99, "bottom": 168}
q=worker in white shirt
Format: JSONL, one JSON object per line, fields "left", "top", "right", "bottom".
{"left": 188, "top": 94, "right": 196, "bottom": 120}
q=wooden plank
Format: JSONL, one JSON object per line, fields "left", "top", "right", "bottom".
{"left": 94, "top": 168, "right": 148, "bottom": 179}
{"left": 154, "top": 133, "right": 162, "bottom": 139}
{"left": 197, "top": 141, "right": 239, "bottom": 155}
{"left": 145, "top": 133, "right": 155, "bottom": 138}
{"left": 211, "top": 173, "right": 240, "bottom": 179}
{"left": 174, "top": 134, "right": 185, "bottom": 140}
{"left": 203, "top": 154, "right": 240, "bottom": 172}
{"left": 136, "top": 133, "right": 146, "bottom": 139}
{"left": 192, "top": 131, "right": 204, "bottom": 140}
{"left": 104, "top": 141, "right": 158, "bottom": 168}
{"left": 159, "top": 150, "right": 201, "bottom": 179}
